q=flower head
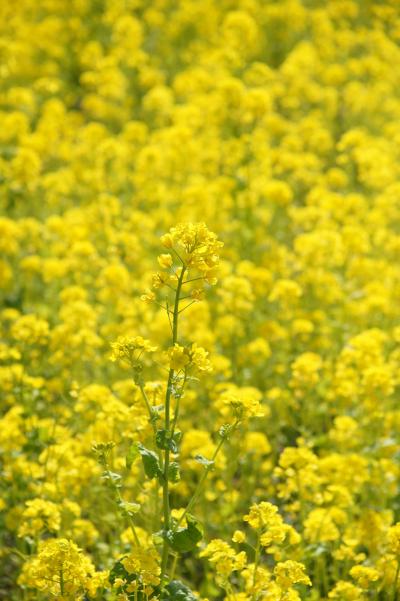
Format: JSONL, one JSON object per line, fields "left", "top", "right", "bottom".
{"left": 161, "top": 222, "right": 223, "bottom": 283}
{"left": 110, "top": 336, "right": 157, "bottom": 365}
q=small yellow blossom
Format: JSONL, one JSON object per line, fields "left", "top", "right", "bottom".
{"left": 110, "top": 336, "right": 157, "bottom": 364}
{"left": 274, "top": 560, "right": 311, "bottom": 589}
{"left": 157, "top": 253, "right": 173, "bottom": 269}
{"left": 232, "top": 530, "right": 246, "bottom": 544}
{"left": 168, "top": 344, "right": 191, "bottom": 371}
{"left": 349, "top": 565, "right": 380, "bottom": 589}
{"left": 200, "top": 540, "right": 247, "bottom": 580}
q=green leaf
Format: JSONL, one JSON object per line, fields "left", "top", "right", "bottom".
{"left": 152, "top": 530, "right": 164, "bottom": 545}
{"left": 161, "top": 580, "right": 197, "bottom": 601}
{"left": 118, "top": 499, "right": 140, "bottom": 516}
{"left": 126, "top": 443, "right": 139, "bottom": 469}
{"left": 166, "top": 514, "right": 203, "bottom": 553}
{"left": 102, "top": 470, "right": 122, "bottom": 487}
{"left": 168, "top": 461, "right": 180, "bottom": 482}
{"left": 156, "top": 429, "right": 182, "bottom": 453}
{"left": 137, "top": 443, "right": 162, "bottom": 479}
{"left": 109, "top": 558, "right": 131, "bottom": 585}
{"left": 194, "top": 454, "right": 214, "bottom": 468}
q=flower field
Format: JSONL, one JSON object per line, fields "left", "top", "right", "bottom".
{"left": 2, "top": 0, "right": 400, "bottom": 599}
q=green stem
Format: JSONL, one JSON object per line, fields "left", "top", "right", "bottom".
{"left": 170, "top": 553, "right": 179, "bottom": 580}
{"left": 251, "top": 534, "right": 261, "bottom": 601}
{"left": 125, "top": 510, "right": 141, "bottom": 547}
{"left": 175, "top": 429, "right": 232, "bottom": 530}
{"left": 60, "top": 569, "right": 64, "bottom": 596}
{"left": 161, "top": 266, "right": 186, "bottom": 581}
{"left": 170, "top": 371, "right": 187, "bottom": 437}
{"left": 137, "top": 381, "right": 156, "bottom": 428}
{"left": 392, "top": 560, "right": 400, "bottom": 601}
{"left": 138, "top": 381, "right": 164, "bottom": 468}
{"left": 4, "top": 547, "right": 27, "bottom": 560}
{"left": 105, "top": 464, "right": 140, "bottom": 547}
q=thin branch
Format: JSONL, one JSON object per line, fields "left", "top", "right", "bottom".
{"left": 178, "top": 300, "right": 198, "bottom": 314}
{"left": 182, "top": 276, "right": 205, "bottom": 285}
{"left": 166, "top": 299, "right": 173, "bottom": 333}
{"left": 171, "top": 247, "right": 185, "bottom": 265}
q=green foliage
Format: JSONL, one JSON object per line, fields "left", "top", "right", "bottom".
{"left": 166, "top": 515, "right": 203, "bottom": 553}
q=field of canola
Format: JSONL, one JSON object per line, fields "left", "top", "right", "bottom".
{"left": 2, "top": 0, "right": 400, "bottom": 599}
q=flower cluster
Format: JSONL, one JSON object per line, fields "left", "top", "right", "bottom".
{"left": 110, "top": 336, "right": 157, "bottom": 365}
{"left": 168, "top": 343, "right": 212, "bottom": 373}
{"left": 202, "top": 503, "right": 310, "bottom": 600}
{"left": 160, "top": 223, "right": 223, "bottom": 281}
{"left": 244, "top": 502, "right": 300, "bottom": 552}
{"left": 18, "top": 539, "right": 105, "bottom": 599}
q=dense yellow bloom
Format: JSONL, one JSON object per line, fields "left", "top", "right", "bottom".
{"left": 274, "top": 560, "right": 311, "bottom": 589}
{"left": 217, "top": 385, "right": 265, "bottom": 421}
{"left": 304, "top": 507, "right": 347, "bottom": 543}
{"left": 244, "top": 502, "right": 282, "bottom": 531}
{"left": 349, "top": 565, "right": 380, "bottom": 589}
{"left": 110, "top": 336, "right": 157, "bottom": 364}
{"left": 167, "top": 343, "right": 212, "bottom": 372}
{"left": 11, "top": 314, "right": 49, "bottom": 346}
{"left": 168, "top": 344, "right": 191, "bottom": 371}
{"left": 387, "top": 523, "right": 400, "bottom": 555}
{"left": 200, "top": 540, "right": 247, "bottom": 580}
{"left": 122, "top": 547, "right": 161, "bottom": 587}
{"left": 18, "top": 499, "right": 61, "bottom": 537}
{"left": 190, "top": 344, "right": 213, "bottom": 373}
{"left": 18, "top": 539, "right": 98, "bottom": 598}
{"left": 291, "top": 352, "right": 323, "bottom": 387}
{"left": 244, "top": 502, "right": 300, "bottom": 550}
{"left": 161, "top": 223, "right": 223, "bottom": 281}
{"left": 328, "top": 581, "right": 364, "bottom": 600}
{"left": 268, "top": 279, "right": 302, "bottom": 307}
{"left": 2, "top": 1, "right": 400, "bottom": 599}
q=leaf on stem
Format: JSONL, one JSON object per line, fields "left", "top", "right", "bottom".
{"left": 166, "top": 515, "right": 203, "bottom": 552}
{"left": 194, "top": 454, "right": 214, "bottom": 468}
{"left": 118, "top": 499, "right": 141, "bottom": 517}
{"left": 126, "top": 443, "right": 139, "bottom": 469}
{"left": 161, "top": 580, "right": 198, "bottom": 601}
{"left": 137, "top": 443, "right": 163, "bottom": 480}
{"left": 156, "top": 429, "right": 182, "bottom": 453}
{"left": 168, "top": 461, "right": 181, "bottom": 482}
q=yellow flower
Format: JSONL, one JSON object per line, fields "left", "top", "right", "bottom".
{"left": 157, "top": 253, "right": 173, "bottom": 269}
{"left": 110, "top": 336, "right": 157, "bottom": 364}
{"left": 18, "top": 539, "right": 97, "bottom": 598}
{"left": 189, "top": 344, "right": 212, "bottom": 372}
{"left": 168, "top": 344, "right": 190, "bottom": 371}
{"left": 160, "top": 223, "right": 223, "bottom": 281}
{"left": 122, "top": 547, "right": 160, "bottom": 587}
{"left": 304, "top": 508, "right": 347, "bottom": 543}
{"left": 18, "top": 499, "right": 61, "bottom": 537}
{"left": 291, "top": 352, "right": 323, "bottom": 388}
{"left": 328, "top": 581, "right": 364, "bottom": 600}
{"left": 274, "top": 560, "right": 311, "bottom": 589}
{"left": 387, "top": 523, "right": 400, "bottom": 555}
{"left": 11, "top": 314, "right": 49, "bottom": 346}
{"left": 349, "top": 565, "right": 380, "bottom": 589}
{"left": 218, "top": 386, "right": 265, "bottom": 421}
{"left": 232, "top": 530, "right": 246, "bottom": 543}
{"left": 141, "top": 290, "right": 156, "bottom": 304}
{"left": 200, "top": 539, "right": 247, "bottom": 580}
{"left": 243, "top": 502, "right": 301, "bottom": 552}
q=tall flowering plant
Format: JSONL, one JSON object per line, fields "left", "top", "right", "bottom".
{"left": 93, "top": 223, "right": 264, "bottom": 600}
